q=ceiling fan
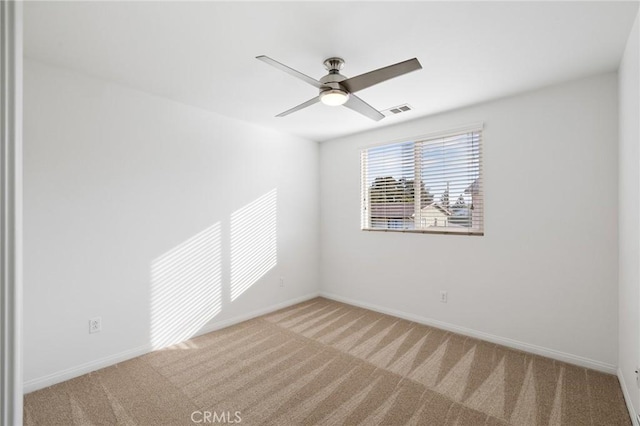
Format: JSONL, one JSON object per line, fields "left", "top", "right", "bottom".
{"left": 256, "top": 55, "right": 422, "bottom": 121}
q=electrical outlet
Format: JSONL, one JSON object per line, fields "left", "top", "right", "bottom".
{"left": 440, "top": 291, "right": 448, "bottom": 303}
{"left": 89, "top": 317, "right": 102, "bottom": 334}
{"left": 279, "top": 277, "right": 285, "bottom": 288}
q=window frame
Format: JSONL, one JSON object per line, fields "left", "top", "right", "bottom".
{"left": 360, "top": 124, "right": 484, "bottom": 236}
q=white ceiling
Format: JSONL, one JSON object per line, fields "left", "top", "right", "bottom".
{"left": 24, "top": 1, "right": 639, "bottom": 142}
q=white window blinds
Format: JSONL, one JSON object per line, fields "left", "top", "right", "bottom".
{"left": 361, "top": 127, "right": 484, "bottom": 235}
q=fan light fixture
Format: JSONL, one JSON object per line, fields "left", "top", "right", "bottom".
{"left": 320, "top": 89, "right": 349, "bottom": 106}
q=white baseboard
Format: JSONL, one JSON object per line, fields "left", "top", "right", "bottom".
{"left": 23, "top": 344, "right": 151, "bottom": 394}
{"left": 320, "top": 291, "right": 617, "bottom": 374}
{"left": 23, "top": 292, "right": 320, "bottom": 394}
{"left": 25, "top": 290, "right": 618, "bottom": 394}
{"left": 618, "top": 368, "right": 639, "bottom": 426}
{"left": 194, "top": 292, "right": 320, "bottom": 336}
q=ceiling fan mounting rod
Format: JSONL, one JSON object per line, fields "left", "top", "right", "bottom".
{"left": 323, "top": 57, "right": 345, "bottom": 72}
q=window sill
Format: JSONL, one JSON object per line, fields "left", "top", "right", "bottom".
{"left": 361, "top": 228, "right": 484, "bottom": 236}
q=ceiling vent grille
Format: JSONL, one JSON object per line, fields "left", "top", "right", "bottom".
{"left": 383, "top": 104, "right": 413, "bottom": 116}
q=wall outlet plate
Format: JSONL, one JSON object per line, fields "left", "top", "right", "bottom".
{"left": 89, "top": 317, "right": 102, "bottom": 334}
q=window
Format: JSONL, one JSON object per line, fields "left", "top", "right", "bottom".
{"left": 360, "top": 125, "right": 484, "bottom": 235}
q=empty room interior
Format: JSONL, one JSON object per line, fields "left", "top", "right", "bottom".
{"left": 4, "top": 0, "right": 640, "bottom": 425}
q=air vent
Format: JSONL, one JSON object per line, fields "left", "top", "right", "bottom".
{"left": 382, "top": 104, "right": 413, "bottom": 116}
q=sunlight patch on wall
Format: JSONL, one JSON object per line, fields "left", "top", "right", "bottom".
{"left": 150, "top": 223, "right": 222, "bottom": 350}
{"left": 230, "top": 189, "right": 278, "bottom": 301}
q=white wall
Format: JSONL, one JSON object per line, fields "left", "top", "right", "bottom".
{"left": 619, "top": 11, "right": 640, "bottom": 422}
{"left": 23, "top": 60, "right": 319, "bottom": 389}
{"left": 320, "top": 73, "right": 619, "bottom": 370}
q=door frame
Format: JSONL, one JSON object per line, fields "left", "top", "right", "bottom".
{"left": 0, "top": 1, "right": 23, "bottom": 425}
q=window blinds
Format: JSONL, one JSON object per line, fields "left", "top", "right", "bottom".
{"left": 361, "top": 128, "right": 483, "bottom": 235}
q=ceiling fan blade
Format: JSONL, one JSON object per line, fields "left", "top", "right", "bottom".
{"left": 344, "top": 94, "right": 384, "bottom": 121}
{"left": 257, "top": 55, "right": 323, "bottom": 89}
{"left": 341, "top": 58, "right": 422, "bottom": 93}
{"left": 276, "top": 96, "right": 320, "bottom": 117}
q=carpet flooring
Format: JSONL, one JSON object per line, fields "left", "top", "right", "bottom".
{"left": 24, "top": 297, "right": 631, "bottom": 425}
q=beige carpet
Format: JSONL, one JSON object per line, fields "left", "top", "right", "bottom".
{"left": 24, "top": 298, "right": 630, "bottom": 425}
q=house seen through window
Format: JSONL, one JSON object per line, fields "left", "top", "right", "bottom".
{"left": 360, "top": 126, "right": 483, "bottom": 235}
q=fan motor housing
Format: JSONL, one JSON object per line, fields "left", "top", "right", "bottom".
{"left": 320, "top": 75, "right": 346, "bottom": 89}
{"left": 320, "top": 71, "right": 347, "bottom": 97}
{"left": 320, "top": 57, "right": 348, "bottom": 94}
